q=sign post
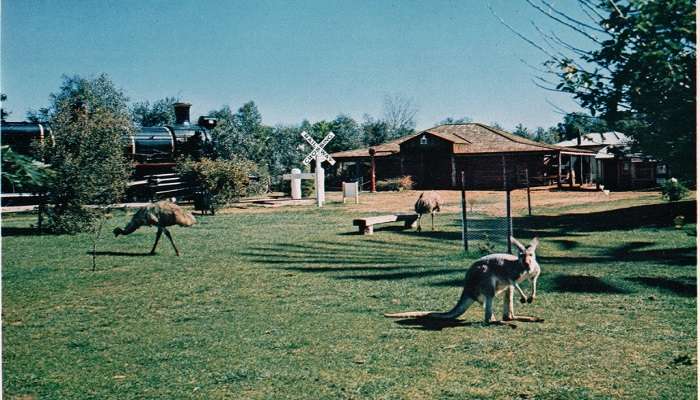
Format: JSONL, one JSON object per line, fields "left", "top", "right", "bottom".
{"left": 282, "top": 168, "right": 315, "bottom": 200}
{"left": 300, "top": 131, "right": 335, "bottom": 207}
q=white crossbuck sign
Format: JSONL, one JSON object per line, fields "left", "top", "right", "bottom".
{"left": 288, "top": 131, "right": 334, "bottom": 207}
{"left": 301, "top": 131, "right": 336, "bottom": 166}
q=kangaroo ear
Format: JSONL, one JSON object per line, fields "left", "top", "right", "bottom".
{"left": 530, "top": 237, "right": 540, "bottom": 250}
{"left": 510, "top": 236, "right": 526, "bottom": 252}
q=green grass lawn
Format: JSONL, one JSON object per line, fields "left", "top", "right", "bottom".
{"left": 2, "top": 197, "right": 696, "bottom": 399}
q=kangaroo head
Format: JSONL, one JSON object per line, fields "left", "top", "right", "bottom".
{"left": 511, "top": 237, "right": 540, "bottom": 276}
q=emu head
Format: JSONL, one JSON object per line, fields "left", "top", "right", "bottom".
{"left": 511, "top": 237, "right": 540, "bottom": 277}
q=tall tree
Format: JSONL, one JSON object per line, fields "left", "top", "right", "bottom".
{"left": 497, "top": 0, "right": 696, "bottom": 179}
{"left": 361, "top": 115, "right": 390, "bottom": 147}
{"left": 38, "top": 74, "right": 134, "bottom": 233}
{"left": 131, "top": 96, "right": 179, "bottom": 127}
{"left": 329, "top": 114, "right": 362, "bottom": 153}
{"left": 234, "top": 101, "right": 268, "bottom": 165}
{"left": 382, "top": 94, "right": 417, "bottom": 139}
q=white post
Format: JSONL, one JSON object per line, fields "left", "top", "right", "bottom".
{"left": 291, "top": 168, "right": 302, "bottom": 200}
{"left": 315, "top": 154, "right": 325, "bottom": 207}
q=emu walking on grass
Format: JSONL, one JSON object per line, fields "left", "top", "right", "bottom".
{"left": 113, "top": 201, "right": 196, "bottom": 256}
{"left": 414, "top": 191, "right": 441, "bottom": 232}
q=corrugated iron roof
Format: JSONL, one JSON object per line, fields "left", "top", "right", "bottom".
{"left": 556, "top": 131, "right": 631, "bottom": 147}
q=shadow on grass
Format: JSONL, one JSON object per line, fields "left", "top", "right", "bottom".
{"left": 514, "top": 200, "right": 696, "bottom": 238}
{"left": 1, "top": 227, "right": 49, "bottom": 237}
{"left": 540, "top": 241, "right": 696, "bottom": 267}
{"left": 87, "top": 251, "right": 154, "bottom": 257}
{"left": 625, "top": 276, "right": 696, "bottom": 297}
{"left": 549, "top": 274, "right": 629, "bottom": 294}
{"left": 391, "top": 317, "right": 482, "bottom": 331}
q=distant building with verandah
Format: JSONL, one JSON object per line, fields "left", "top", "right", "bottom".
{"left": 330, "top": 123, "right": 594, "bottom": 190}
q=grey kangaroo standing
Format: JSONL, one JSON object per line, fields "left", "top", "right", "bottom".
{"left": 385, "top": 237, "right": 542, "bottom": 326}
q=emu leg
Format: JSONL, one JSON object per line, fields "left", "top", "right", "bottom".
{"left": 150, "top": 228, "right": 163, "bottom": 254}
{"left": 163, "top": 228, "right": 180, "bottom": 256}
{"left": 431, "top": 212, "right": 434, "bottom": 231}
{"left": 416, "top": 215, "right": 422, "bottom": 232}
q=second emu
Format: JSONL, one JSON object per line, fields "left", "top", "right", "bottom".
{"left": 414, "top": 191, "right": 442, "bottom": 232}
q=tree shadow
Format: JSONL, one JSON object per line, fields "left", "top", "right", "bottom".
{"left": 514, "top": 201, "right": 696, "bottom": 236}
{"left": 549, "top": 274, "right": 629, "bottom": 294}
{"left": 625, "top": 276, "right": 696, "bottom": 297}
{"left": 1, "top": 227, "right": 51, "bottom": 237}
{"left": 550, "top": 239, "right": 580, "bottom": 250}
{"left": 87, "top": 251, "right": 154, "bottom": 257}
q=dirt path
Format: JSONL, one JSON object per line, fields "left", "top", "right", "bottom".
{"left": 213, "top": 185, "right": 680, "bottom": 216}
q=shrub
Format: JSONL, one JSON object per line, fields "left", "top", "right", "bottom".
{"left": 178, "top": 157, "right": 269, "bottom": 210}
{"left": 661, "top": 178, "right": 689, "bottom": 202}
{"left": 38, "top": 74, "right": 133, "bottom": 234}
{"left": 376, "top": 175, "right": 415, "bottom": 191}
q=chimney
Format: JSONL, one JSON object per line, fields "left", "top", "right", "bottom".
{"left": 173, "top": 102, "right": 192, "bottom": 126}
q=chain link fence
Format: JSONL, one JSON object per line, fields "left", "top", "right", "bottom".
{"left": 462, "top": 190, "right": 513, "bottom": 255}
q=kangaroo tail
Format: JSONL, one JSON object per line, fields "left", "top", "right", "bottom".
{"left": 427, "top": 288, "right": 475, "bottom": 319}
{"left": 384, "top": 311, "right": 434, "bottom": 318}
{"left": 384, "top": 287, "right": 476, "bottom": 320}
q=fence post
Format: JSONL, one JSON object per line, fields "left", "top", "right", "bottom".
{"left": 525, "top": 167, "right": 532, "bottom": 216}
{"left": 506, "top": 189, "right": 512, "bottom": 254}
{"left": 461, "top": 170, "right": 468, "bottom": 253}
{"left": 502, "top": 155, "right": 512, "bottom": 254}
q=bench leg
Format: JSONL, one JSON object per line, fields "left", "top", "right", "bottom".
{"left": 360, "top": 225, "right": 373, "bottom": 235}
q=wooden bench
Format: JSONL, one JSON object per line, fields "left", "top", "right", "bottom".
{"left": 353, "top": 213, "right": 419, "bottom": 235}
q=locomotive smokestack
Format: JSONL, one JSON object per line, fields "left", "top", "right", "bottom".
{"left": 173, "top": 102, "right": 192, "bottom": 126}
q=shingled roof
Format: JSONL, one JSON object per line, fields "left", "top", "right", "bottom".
{"left": 331, "top": 123, "right": 593, "bottom": 159}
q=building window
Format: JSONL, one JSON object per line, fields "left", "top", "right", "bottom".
{"left": 420, "top": 135, "right": 428, "bottom": 145}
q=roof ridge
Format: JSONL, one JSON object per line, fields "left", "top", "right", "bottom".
{"left": 473, "top": 123, "right": 562, "bottom": 150}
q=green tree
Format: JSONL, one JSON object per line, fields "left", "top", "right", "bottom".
{"left": 1, "top": 145, "right": 54, "bottom": 193}
{"left": 329, "top": 114, "right": 362, "bottom": 153}
{"left": 507, "top": 0, "right": 696, "bottom": 179}
{"left": 361, "top": 115, "right": 390, "bottom": 147}
{"left": 1, "top": 93, "right": 9, "bottom": 121}
{"left": 209, "top": 101, "right": 269, "bottom": 164}
{"left": 513, "top": 123, "right": 531, "bottom": 139}
{"left": 556, "top": 112, "right": 608, "bottom": 140}
{"left": 438, "top": 116, "right": 473, "bottom": 125}
{"left": 533, "top": 126, "right": 560, "bottom": 144}
{"left": 38, "top": 74, "right": 134, "bottom": 233}
{"left": 131, "top": 96, "right": 179, "bottom": 127}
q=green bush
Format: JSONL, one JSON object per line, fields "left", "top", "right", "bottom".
{"left": 38, "top": 74, "right": 133, "bottom": 234}
{"left": 178, "top": 157, "right": 269, "bottom": 210}
{"left": 661, "top": 178, "right": 689, "bottom": 201}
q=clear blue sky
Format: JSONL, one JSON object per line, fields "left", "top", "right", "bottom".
{"left": 2, "top": 0, "right": 587, "bottom": 131}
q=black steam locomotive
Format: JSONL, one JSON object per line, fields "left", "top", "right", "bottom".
{"left": 1, "top": 102, "right": 217, "bottom": 179}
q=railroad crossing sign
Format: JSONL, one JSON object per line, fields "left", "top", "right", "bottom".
{"left": 301, "top": 131, "right": 336, "bottom": 166}
{"left": 300, "top": 131, "right": 335, "bottom": 207}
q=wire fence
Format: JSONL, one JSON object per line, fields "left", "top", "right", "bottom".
{"left": 463, "top": 191, "right": 512, "bottom": 254}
